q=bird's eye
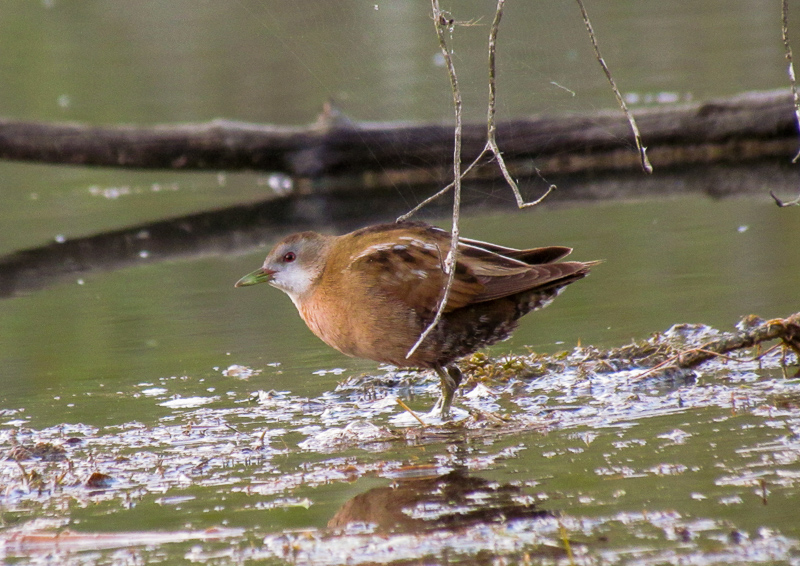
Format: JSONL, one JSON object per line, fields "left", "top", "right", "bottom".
{"left": 283, "top": 251, "right": 296, "bottom": 263}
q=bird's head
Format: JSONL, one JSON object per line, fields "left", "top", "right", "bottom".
{"left": 235, "top": 231, "right": 331, "bottom": 301}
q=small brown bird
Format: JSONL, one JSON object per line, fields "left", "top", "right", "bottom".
{"left": 236, "top": 221, "right": 596, "bottom": 418}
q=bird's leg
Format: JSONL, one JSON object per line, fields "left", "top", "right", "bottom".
{"left": 433, "top": 364, "right": 463, "bottom": 418}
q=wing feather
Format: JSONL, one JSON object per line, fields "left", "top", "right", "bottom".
{"left": 347, "top": 232, "right": 483, "bottom": 314}
{"left": 344, "top": 222, "right": 593, "bottom": 314}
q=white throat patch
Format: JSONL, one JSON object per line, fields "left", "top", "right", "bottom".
{"left": 270, "top": 266, "right": 317, "bottom": 302}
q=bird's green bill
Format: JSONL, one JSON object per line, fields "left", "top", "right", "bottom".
{"left": 234, "top": 268, "right": 274, "bottom": 288}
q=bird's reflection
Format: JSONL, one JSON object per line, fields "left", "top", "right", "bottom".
{"left": 328, "top": 468, "right": 549, "bottom": 534}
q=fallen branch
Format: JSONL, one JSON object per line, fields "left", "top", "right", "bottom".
{"left": 0, "top": 90, "right": 797, "bottom": 181}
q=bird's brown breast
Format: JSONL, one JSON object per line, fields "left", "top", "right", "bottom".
{"left": 298, "top": 261, "right": 428, "bottom": 367}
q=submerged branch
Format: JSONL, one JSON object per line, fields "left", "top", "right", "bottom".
{"left": 671, "top": 314, "right": 800, "bottom": 371}
{"left": 457, "top": 313, "right": 800, "bottom": 389}
{"left": 581, "top": 313, "right": 800, "bottom": 381}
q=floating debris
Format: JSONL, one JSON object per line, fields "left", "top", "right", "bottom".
{"left": 0, "top": 313, "right": 798, "bottom": 564}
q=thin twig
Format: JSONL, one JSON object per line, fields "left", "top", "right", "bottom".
{"left": 691, "top": 347, "right": 775, "bottom": 365}
{"left": 396, "top": 398, "right": 427, "bottom": 427}
{"left": 782, "top": 0, "right": 800, "bottom": 162}
{"left": 629, "top": 345, "right": 710, "bottom": 383}
{"left": 406, "top": 1, "right": 463, "bottom": 360}
{"left": 15, "top": 460, "right": 30, "bottom": 487}
{"left": 781, "top": 343, "right": 789, "bottom": 378}
{"left": 396, "top": 156, "right": 484, "bottom": 222}
{"left": 559, "top": 520, "right": 576, "bottom": 566}
{"left": 575, "top": 0, "right": 652, "bottom": 174}
{"left": 398, "top": 0, "right": 554, "bottom": 222}
{"left": 485, "top": 0, "right": 556, "bottom": 208}
{"left": 470, "top": 408, "right": 508, "bottom": 425}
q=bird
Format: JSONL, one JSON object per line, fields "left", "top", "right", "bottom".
{"left": 235, "top": 221, "right": 597, "bottom": 418}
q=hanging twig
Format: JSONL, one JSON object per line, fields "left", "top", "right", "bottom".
{"left": 405, "top": 0, "right": 560, "bottom": 358}
{"left": 396, "top": 158, "right": 482, "bottom": 222}
{"left": 575, "top": 0, "right": 652, "bottom": 174}
{"left": 398, "top": 0, "right": 554, "bottom": 223}
{"left": 485, "top": 0, "right": 555, "bottom": 208}
{"left": 782, "top": 0, "right": 800, "bottom": 162}
{"left": 406, "top": 0, "right": 464, "bottom": 360}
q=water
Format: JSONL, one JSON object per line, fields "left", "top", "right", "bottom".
{"left": 1, "top": 0, "right": 791, "bottom": 124}
{"left": 2, "top": 197, "right": 797, "bottom": 427}
{"left": 1, "top": 1, "right": 800, "bottom": 563}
